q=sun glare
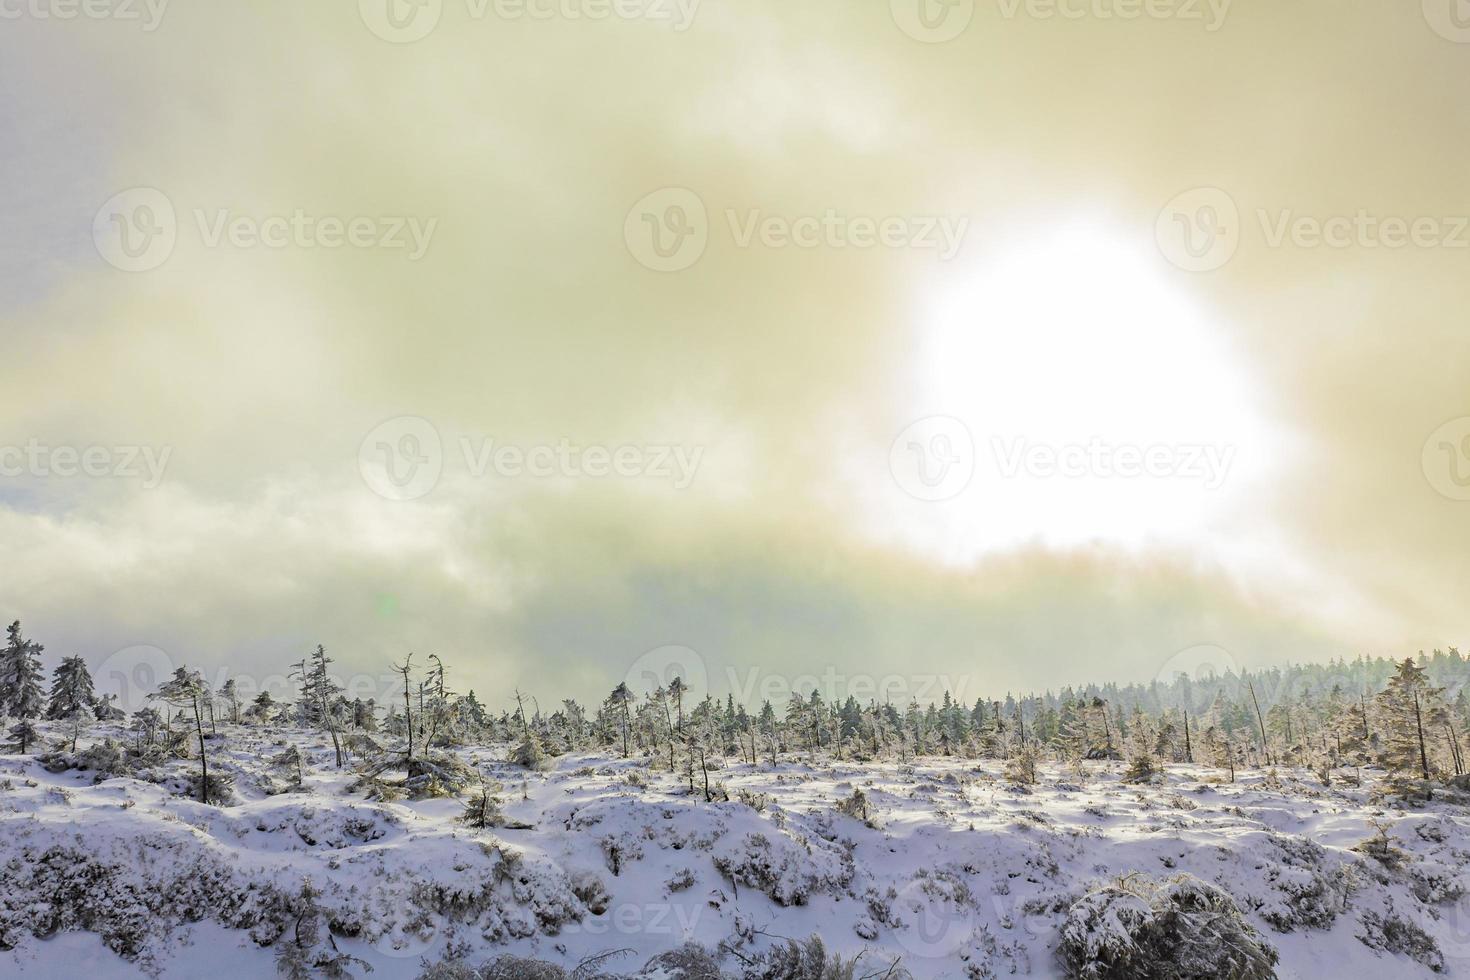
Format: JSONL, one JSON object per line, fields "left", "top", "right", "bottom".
{"left": 891, "top": 223, "right": 1276, "bottom": 561}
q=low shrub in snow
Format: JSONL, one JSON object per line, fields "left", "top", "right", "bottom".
{"left": 1357, "top": 908, "right": 1445, "bottom": 973}
{"left": 1057, "top": 873, "right": 1278, "bottom": 980}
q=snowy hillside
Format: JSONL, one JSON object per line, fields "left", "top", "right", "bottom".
{"left": 1, "top": 721, "right": 1467, "bottom": 979}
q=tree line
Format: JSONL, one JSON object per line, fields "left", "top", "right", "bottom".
{"left": 3, "top": 619, "right": 1467, "bottom": 803}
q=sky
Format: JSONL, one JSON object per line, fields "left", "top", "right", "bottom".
{"left": 2, "top": 1, "right": 1469, "bottom": 714}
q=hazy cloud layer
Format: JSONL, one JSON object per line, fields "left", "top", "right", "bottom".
{"left": 2, "top": 1, "right": 1467, "bottom": 708}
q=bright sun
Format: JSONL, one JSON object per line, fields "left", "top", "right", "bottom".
{"left": 886, "top": 222, "right": 1278, "bottom": 563}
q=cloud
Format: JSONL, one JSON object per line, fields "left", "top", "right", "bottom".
{"left": 1, "top": 1, "right": 1467, "bottom": 706}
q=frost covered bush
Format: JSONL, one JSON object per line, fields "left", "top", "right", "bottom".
{"left": 1121, "top": 754, "right": 1157, "bottom": 785}
{"left": 833, "top": 787, "right": 879, "bottom": 828}
{"left": 1058, "top": 873, "right": 1277, "bottom": 980}
{"left": 734, "top": 935, "right": 910, "bottom": 980}
{"left": 512, "top": 731, "right": 553, "bottom": 772}
{"left": 1003, "top": 746, "right": 1041, "bottom": 788}
{"left": 1254, "top": 834, "right": 1352, "bottom": 932}
{"left": 1357, "top": 908, "right": 1445, "bottom": 973}
{"left": 38, "top": 739, "right": 133, "bottom": 781}
{"left": 640, "top": 942, "right": 725, "bottom": 979}
{"left": 712, "top": 832, "right": 851, "bottom": 907}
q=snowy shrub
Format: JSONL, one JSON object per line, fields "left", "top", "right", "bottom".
{"left": 639, "top": 942, "right": 724, "bottom": 979}
{"left": 38, "top": 739, "right": 133, "bottom": 781}
{"left": 1407, "top": 859, "right": 1465, "bottom": 905}
{"left": 568, "top": 869, "right": 610, "bottom": 915}
{"left": 733, "top": 935, "right": 910, "bottom": 980}
{"left": 833, "top": 787, "right": 879, "bottom": 828}
{"left": 416, "top": 961, "right": 482, "bottom": 980}
{"left": 711, "top": 832, "right": 851, "bottom": 907}
{"left": 512, "top": 732, "right": 553, "bottom": 772}
{"left": 477, "top": 954, "right": 569, "bottom": 979}
{"left": 1057, "top": 873, "right": 1277, "bottom": 980}
{"left": 1253, "top": 834, "right": 1353, "bottom": 932}
{"left": 1121, "top": 754, "right": 1157, "bottom": 785}
{"left": 462, "top": 785, "right": 506, "bottom": 829}
{"left": 1003, "top": 747, "right": 1041, "bottom": 788}
{"left": 184, "top": 769, "right": 236, "bottom": 806}
{"left": 668, "top": 868, "right": 697, "bottom": 892}
{"left": 599, "top": 831, "right": 646, "bottom": 876}
{"left": 1357, "top": 909, "right": 1445, "bottom": 973}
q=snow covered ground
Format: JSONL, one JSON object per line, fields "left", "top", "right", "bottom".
{"left": 1, "top": 723, "right": 1467, "bottom": 978}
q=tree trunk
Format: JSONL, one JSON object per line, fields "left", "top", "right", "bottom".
{"left": 1248, "top": 681, "right": 1270, "bottom": 766}
{"left": 193, "top": 696, "right": 208, "bottom": 804}
{"left": 1413, "top": 692, "right": 1430, "bottom": 780}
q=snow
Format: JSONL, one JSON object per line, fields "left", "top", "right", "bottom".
{"left": 1, "top": 723, "right": 1468, "bottom": 978}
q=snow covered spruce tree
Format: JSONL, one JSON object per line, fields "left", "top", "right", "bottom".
{"left": 45, "top": 655, "right": 96, "bottom": 720}
{"left": 1376, "top": 656, "right": 1450, "bottom": 788}
{"left": 0, "top": 620, "right": 46, "bottom": 720}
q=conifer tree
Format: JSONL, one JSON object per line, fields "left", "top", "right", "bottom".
{"left": 1377, "top": 657, "right": 1446, "bottom": 782}
{"left": 0, "top": 621, "right": 45, "bottom": 719}
{"left": 46, "top": 655, "right": 97, "bottom": 720}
